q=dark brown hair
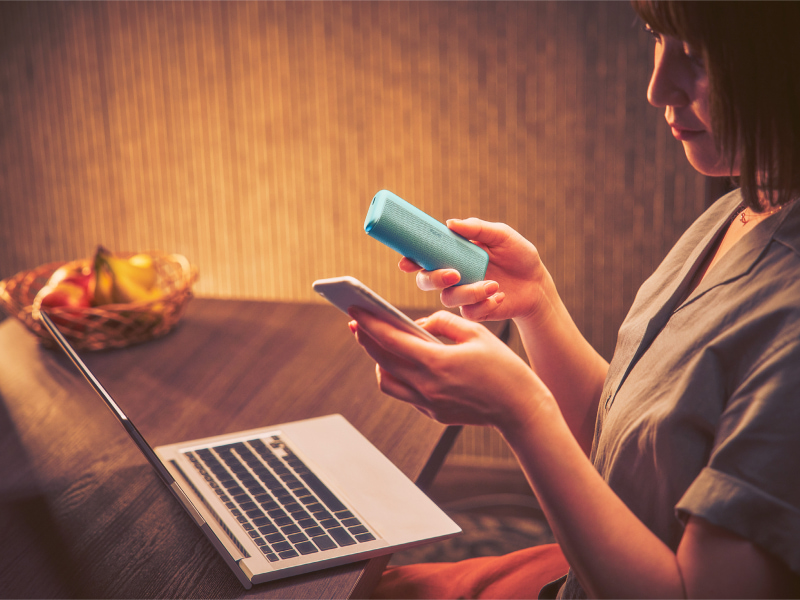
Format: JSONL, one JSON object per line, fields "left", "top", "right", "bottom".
{"left": 631, "top": 1, "right": 800, "bottom": 210}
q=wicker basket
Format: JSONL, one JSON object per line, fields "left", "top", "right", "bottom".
{"left": 0, "top": 253, "right": 197, "bottom": 351}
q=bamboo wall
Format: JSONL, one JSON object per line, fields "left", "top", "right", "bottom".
{"left": 0, "top": 1, "right": 707, "bottom": 464}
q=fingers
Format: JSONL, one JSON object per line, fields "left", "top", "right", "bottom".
{"left": 439, "top": 280, "right": 499, "bottom": 308}
{"left": 374, "top": 363, "right": 427, "bottom": 405}
{"left": 415, "top": 309, "right": 485, "bottom": 344}
{"left": 398, "top": 256, "right": 421, "bottom": 273}
{"left": 399, "top": 257, "right": 461, "bottom": 291}
{"left": 348, "top": 308, "right": 434, "bottom": 362}
{"left": 416, "top": 268, "right": 461, "bottom": 291}
{"left": 446, "top": 218, "right": 512, "bottom": 249}
{"left": 348, "top": 317, "right": 431, "bottom": 404}
{"left": 459, "top": 293, "right": 506, "bottom": 321}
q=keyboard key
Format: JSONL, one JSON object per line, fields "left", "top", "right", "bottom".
{"left": 295, "top": 541, "right": 319, "bottom": 555}
{"left": 305, "top": 526, "right": 325, "bottom": 537}
{"left": 227, "top": 485, "right": 246, "bottom": 497}
{"left": 278, "top": 549, "right": 299, "bottom": 559}
{"left": 312, "top": 535, "right": 337, "bottom": 551}
{"left": 328, "top": 527, "right": 357, "bottom": 547}
{"left": 355, "top": 532, "right": 376, "bottom": 542}
{"left": 287, "top": 532, "right": 309, "bottom": 544}
{"left": 254, "top": 497, "right": 275, "bottom": 508}
{"left": 341, "top": 518, "right": 361, "bottom": 528}
{"left": 265, "top": 552, "right": 279, "bottom": 562}
{"left": 348, "top": 525, "right": 369, "bottom": 535}
{"left": 319, "top": 518, "right": 339, "bottom": 529}
{"left": 265, "top": 532, "right": 286, "bottom": 543}
{"left": 297, "top": 518, "right": 317, "bottom": 529}
{"left": 272, "top": 541, "right": 292, "bottom": 552}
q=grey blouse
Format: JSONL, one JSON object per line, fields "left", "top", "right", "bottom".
{"left": 559, "top": 189, "right": 800, "bottom": 598}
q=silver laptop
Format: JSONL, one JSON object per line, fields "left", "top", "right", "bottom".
{"left": 38, "top": 310, "right": 460, "bottom": 589}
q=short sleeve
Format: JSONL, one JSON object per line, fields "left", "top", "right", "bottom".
{"left": 676, "top": 336, "right": 800, "bottom": 575}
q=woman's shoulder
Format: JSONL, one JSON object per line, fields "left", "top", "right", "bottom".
{"left": 773, "top": 200, "right": 800, "bottom": 257}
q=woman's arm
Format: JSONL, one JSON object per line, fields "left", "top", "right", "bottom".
{"left": 349, "top": 309, "right": 798, "bottom": 598}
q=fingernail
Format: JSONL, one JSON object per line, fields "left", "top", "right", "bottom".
{"left": 494, "top": 292, "right": 505, "bottom": 305}
{"left": 484, "top": 281, "right": 499, "bottom": 295}
{"left": 348, "top": 320, "right": 358, "bottom": 333}
{"left": 443, "top": 271, "right": 461, "bottom": 286}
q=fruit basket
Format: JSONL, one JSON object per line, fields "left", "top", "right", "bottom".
{"left": 0, "top": 253, "right": 197, "bottom": 351}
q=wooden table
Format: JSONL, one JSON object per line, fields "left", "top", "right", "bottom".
{"left": 0, "top": 299, "right": 458, "bottom": 599}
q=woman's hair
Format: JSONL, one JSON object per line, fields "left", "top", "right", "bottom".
{"left": 630, "top": 1, "right": 800, "bottom": 210}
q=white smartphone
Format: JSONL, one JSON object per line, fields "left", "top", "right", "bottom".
{"left": 312, "top": 276, "right": 442, "bottom": 344}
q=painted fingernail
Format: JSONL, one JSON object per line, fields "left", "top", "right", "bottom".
{"left": 348, "top": 320, "right": 358, "bottom": 333}
{"left": 484, "top": 281, "right": 499, "bottom": 296}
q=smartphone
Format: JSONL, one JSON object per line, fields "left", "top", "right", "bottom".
{"left": 312, "top": 276, "right": 442, "bottom": 344}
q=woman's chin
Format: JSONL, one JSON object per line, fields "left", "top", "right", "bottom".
{"left": 682, "top": 142, "right": 737, "bottom": 178}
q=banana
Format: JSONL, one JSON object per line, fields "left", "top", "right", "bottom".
{"left": 93, "top": 246, "right": 162, "bottom": 305}
{"left": 93, "top": 257, "right": 115, "bottom": 306}
{"left": 111, "top": 273, "right": 164, "bottom": 304}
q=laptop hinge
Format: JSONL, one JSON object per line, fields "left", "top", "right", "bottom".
{"left": 170, "top": 482, "right": 205, "bottom": 527}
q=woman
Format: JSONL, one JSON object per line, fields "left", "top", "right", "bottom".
{"left": 349, "top": 1, "right": 800, "bottom": 598}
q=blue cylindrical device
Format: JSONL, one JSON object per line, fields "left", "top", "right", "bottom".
{"left": 364, "top": 190, "right": 489, "bottom": 285}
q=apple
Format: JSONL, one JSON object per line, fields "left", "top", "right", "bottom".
{"left": 46, "top": 264, "right": 95, "bottom": 296}
{"left": 35, "top": 281, "right": 93, "bottom": 310}
{"left": 32, "top": 264, "right": 95, "bottom": 333}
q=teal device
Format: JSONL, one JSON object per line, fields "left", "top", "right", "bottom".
{"left": 364, "top": 190, "right": 489, "bottom": 286}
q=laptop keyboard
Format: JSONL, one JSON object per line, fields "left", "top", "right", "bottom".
{"left": 185, "top": 435, "right": 376, "bottom": 562}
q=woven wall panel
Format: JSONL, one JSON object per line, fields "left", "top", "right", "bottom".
{"left": 1, "top": 1, "right": 707, "bottom": 462}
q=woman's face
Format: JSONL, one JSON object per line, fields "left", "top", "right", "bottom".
{"left": 645, "top": 26, "right": 739, "bottom": 177}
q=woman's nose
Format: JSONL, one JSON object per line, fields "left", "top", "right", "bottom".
{"left": 647, "top": 41, "right": 691, "bottom": 108}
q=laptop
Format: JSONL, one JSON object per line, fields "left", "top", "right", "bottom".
{"left": 37, "top": 310, "right": 460, "bottom": 589}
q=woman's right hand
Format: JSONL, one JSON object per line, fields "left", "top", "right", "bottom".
{"left": 400, "top": 218, "right": 553, "bottom": 323}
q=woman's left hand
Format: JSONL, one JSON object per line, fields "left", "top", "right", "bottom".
{"left": 348, "top": 307, "right": 552, "bottom": 433}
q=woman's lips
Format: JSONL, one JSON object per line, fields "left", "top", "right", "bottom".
{"left": 670, "top": 125, "right": 704, "bottom": 141}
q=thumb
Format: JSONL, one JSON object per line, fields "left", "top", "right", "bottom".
{"left": 422, "top": 310, "right": 483, "bottom": 344}
{"left": 446, "top": 217, "right": 512, "bottom": 249}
